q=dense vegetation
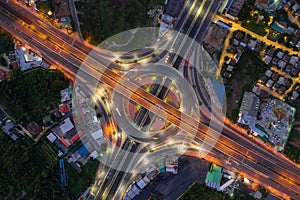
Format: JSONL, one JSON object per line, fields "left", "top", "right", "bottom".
{"left": 226, "top": 49, "right": 267, "bottom": 122}
{"left": 0, "top": 69, "right": 70, "bottom": 125}
{"left": 238, "top": 3, "right": 269, "bottom": 37}
{"left": 0, "top": 28, "right": 14, "bottom": 55}
{"left": 284, "top": 129, "right": 300, "bottom": 163}
{"left": 180, "top": 182, "right": 256, "bottom": 200}
{"left": 0, "top": 131, "right": 70, "bottom": 199}
{"left": 0, "top": 130, "right": 100, "bottom": 199}
{"left": 66, "top": 159, "right": 99, "bottom": 197}
{"left": 179, "top": 182, "right": 231, "bottom": 200}
{"left": 75, "top": 0, "right": 163, "bottom": 44}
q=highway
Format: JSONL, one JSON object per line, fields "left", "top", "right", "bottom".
{"left": 1, "top": 1, "right": 300, "bottom": 199}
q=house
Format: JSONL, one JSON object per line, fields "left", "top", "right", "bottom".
{"left": 266, "top": 79, "right": 274, "bottom": 88}
{"left": 227, "top": 65, "right": 234, "bottom": 72}
{"left": 292, "top": 2, "right": 300, "bottom": 13}
{"left": 287, "top": 0, "right": 296, "bottom": 7}
{"left": 255, "top": 0, "right": 282, "bottom": 12}
{"left": 277, "top": 76, "right": 285, "bottom": 85}
{"left": 284, "top": 79, "right": 292, "bottom": 88}
{"left": 60, "top": 87, "right": 71, "bottom": 103}
{"left": 259, "top": 90, "right": 270, "bottom": 98}
{"left": 223, "top": 71, "right": 231, "bottom": 78}
{"left": 224, "top": 0, "right": 245, "bottom": 20}
{"left": 287, "top": 26, "right": 295, "bottom": 34}
{"left": 296, "top": 40, "right": 300, "bottom": 48}
{"left": 295, "top": 29, "right": 300, "bottom": 38}
{"left": 233, "top": 38, "right": 240, "bottom": 46}
{"left": 11, "top": 61, "right": 20, "bottom": 70}
{"left": 290, "top": 36, "right": 299, "bottom": 46}
{"left": 229, "top": 59, "right": 237, "bottom": 66}
{"left": 59, "top": 104, "right": 70, "bottom": 115}
{"left": 292, "top": 91, "right": 299, "bottom": 100}
{"left": 235, "top": 32, "right": 244, "bottom": 40}
{"left": 242, "top": 35, "right": 250, "bottom": 44}
{"left": 278, "top": 60, "right": 286, "bottom": 69}
{"left": 49, "top": 108, "right": 62, "bottom": 118}
{"left": 289, "top": 56, "right": 299, "bottom": 65}
{"left": 276, "top": 51, "right": 285, "bottom": 59}
{"left": 238, "top": 45, "right": 245, "bottom": 51}
{"left": 47, "top": 132, "right": 57, "bottom": 143}
{"left": 248, "top": 39, "right": 257, "bottom": 50}
{"left": 291, "top": 67, "right": 299, "bottom": 76}
{"left": 272, "top": 57, "right": 279, "bottom": 65}
{"left": 2, "top": 121, "right": 19, "bottom": 141}
{"left": 5, "top": 71, "right": 11, "bottom": 78}
{"left": 285, "top": 64, "right": 293, "bottom": 73}
{"left": 279, "top": 86, "right": 287, "bottom": 94}
{"left": 59, "top": 117, "right": 74, "bottom": 136}
{"left": 273, "top": 82, "right": 280, "bottom": 91}
{"left": 27, "top": 121, "right": 42, "bottom": 135}
{"left": 271, "top": 73, "right": 279, "bottom": 81}
{"left": 267, "top": 48, "right": 275, "bottom": 56}
{"left": 259, "top": 75, "right": 268, "bottom": 84}
{"left": 264, "top": 55, "right": 272, "bottom": 64}
{"left": 283, "top": 55, "right": 291, "bottom": 63}
{"left": 255, "top": 45, "right": 263, "bottom": 54}
{"left": 265, "top": 70, "right": 273, "bottom": 77}
{"left": 228, "top": 45, "right": 237, "bottom": 53}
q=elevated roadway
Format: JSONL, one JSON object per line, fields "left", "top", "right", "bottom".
{"left": 1, "top": 1, "right": 300, "bottom": 199}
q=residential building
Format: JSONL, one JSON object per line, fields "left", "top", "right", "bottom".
{"left": 224, "top": 0, "right": 245, "bottom": 20}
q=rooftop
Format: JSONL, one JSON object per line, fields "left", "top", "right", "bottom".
{"left": 239, "top": 92, "right": 260, "bottom": 117}
{"left": 205, "top": 163, "right": 222, "bottom": 190}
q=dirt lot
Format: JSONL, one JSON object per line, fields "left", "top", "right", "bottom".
{"left": 135, "top": 156, "right": 210, "bottom": 200}
{"left": 203, "top": 24, "right": 229, "bottom": 51}
{"left": 52, "top": 0, "right": 71, "bottom": 18}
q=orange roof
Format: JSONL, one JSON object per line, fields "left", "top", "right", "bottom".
{"left": 5, "top": 71, "right": 11, "bottom": 78}
{"left": 59, "top": 104, "right": 69, "bottom": 113}
{"left": 69, "top": 130, "right": 83, "bottom": 143}
{"left": 60, "top": 137, "right": 70, "bottom": 148}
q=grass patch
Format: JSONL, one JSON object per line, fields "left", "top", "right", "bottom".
{"left": 75, "top": 0, "right": 164, "bottom": 45}
{"left": 179, "top": 182, "right": 231, "bottom": 200}
{"left": 0, "top": 69, "right": 70, "bottom": 125}
{"left": 238, "top": 2, "right": 269, "bottom": 37}
{"left": 66, "top": 159, "right": 99, "bottom": 197}
{"left": 0, "top": 56, "right": 7, "bottom": 66}
{"left": 36, "top": 0, "right": 52, "bottom": 13}
{"left": 233, "top": 189, "right": 256, "bottom": 200}
{"left": 241, "top": 21, "right": 267, "bottom": 36}
{"left": 226, "top": 49, "right": 267, "bottom": 122}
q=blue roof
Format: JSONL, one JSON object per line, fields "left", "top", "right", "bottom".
{"left": 212, "top": 82, "right": 225, "bottom": 104}
{"left": 225, "top": 0, "right": 233, "bottom": 9}
{"left": 78, "top": 145, "right": 89, "bottom": 157}
{"left": 271, "top": 23, "right": 285, "bottom": 34}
